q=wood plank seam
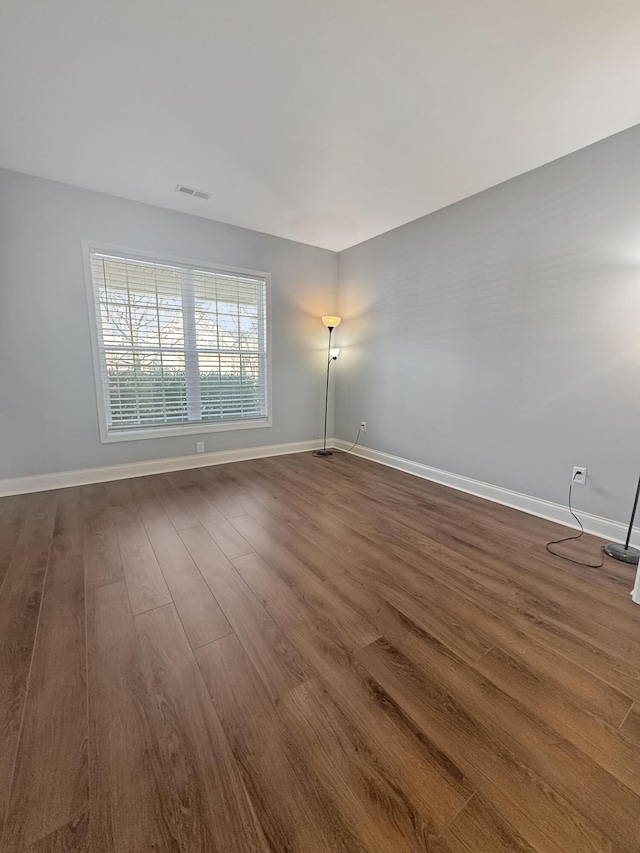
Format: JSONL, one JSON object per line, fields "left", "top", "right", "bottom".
{"left": 471, "top": 646, "right": 494, "bottom": 665}
{"left": 436, "top": 790, "right": 479, "bottom": 840}
{"left": 0, "top": 506, "right": 56, "bottom": 844}
{"left": 619, "top": 702, "right": 635, "bottom": 731}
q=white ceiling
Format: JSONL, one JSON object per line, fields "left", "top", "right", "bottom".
{"left": 1, "top": 1, "right": 640, "bottom": 251}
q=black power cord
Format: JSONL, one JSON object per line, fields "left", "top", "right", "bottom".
{"left": 545, "top": 476, "right": 603, "bottom": 568}
{"left": 313, "top": 425, "right": 362, "bottom": 458}
{"left": 341, "top": 425, "right": 362, "bottom": 454}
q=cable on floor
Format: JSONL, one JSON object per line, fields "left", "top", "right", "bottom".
{"left": 339, "top": 425, "right": 362, "bottom": 454}
{"left": 545, "top": 480, "right": 603, "bottom": 568}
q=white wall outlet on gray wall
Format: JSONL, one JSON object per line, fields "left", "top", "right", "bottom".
{"left": 572, "top": 466, "right": 587, "bottom": 485}
{"left": 196, "top": 441, "right": 205, "bottom": 454}
{"left": 360, "top": 421, "right": 367, "bottom": 432}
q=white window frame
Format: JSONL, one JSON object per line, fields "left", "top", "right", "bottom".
{"left": 82, "top": 240, "right": 272, "bottom": 443}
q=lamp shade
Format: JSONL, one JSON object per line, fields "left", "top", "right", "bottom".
{"left": 322, "top": 315, "right": 341, "bottom": 329}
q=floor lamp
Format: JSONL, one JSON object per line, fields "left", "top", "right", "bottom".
{"left": 603, "top": 473, "right": 640, "bottom": 603}
{"left": 314, "top": 315, "right": 341, "bottom": 458}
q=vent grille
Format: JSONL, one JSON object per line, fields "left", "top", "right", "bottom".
{"left": 175, "top": 184, "right": 211, "bottom": 200}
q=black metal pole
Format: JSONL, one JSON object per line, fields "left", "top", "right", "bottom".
{"left": 603, "top": 472, "right": 640, "bottom": 564}
{"left": 624, "top": 473, "right": 640, "bottom": 550}
{"left": 322, "top": 327, "right": 332, "bottom": 452}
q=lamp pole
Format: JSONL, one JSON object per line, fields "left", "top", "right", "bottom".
{"left": 316, "top": 326, "right": 335, "bottom": 457}
{"left": 603, "top": 473, "right": 640, "bottom": 603}
{"left": 314, "top": 315, "right": 341, "bottom": 458}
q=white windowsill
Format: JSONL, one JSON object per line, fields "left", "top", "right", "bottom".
{"left": 100, "top": 416, "right": 272, "bottom": 443}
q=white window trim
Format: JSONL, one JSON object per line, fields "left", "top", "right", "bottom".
{"left": 82, "top": 240, "right": 273, "bottom": 443}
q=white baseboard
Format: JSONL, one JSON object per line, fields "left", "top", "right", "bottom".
{"left": 4, "top": 436, "right": 638, "bottom": 549}
{"left": 333, "top": 439, "right": 639, "bottom": 547}
{"left": 0, "top": 438, "right": 332, "bottom": 497}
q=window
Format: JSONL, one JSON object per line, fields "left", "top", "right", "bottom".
{"left": 85, "top": 245, "right": 270, "bottom": 442}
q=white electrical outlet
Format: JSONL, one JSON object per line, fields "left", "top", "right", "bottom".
{"left": 196, "top": 441, "right": 205, "bottom": 454}
{"left": 360, "top": 421, "right": 367, "bottom": 432}
{"left": 572, "top": 466, "right": 587, "bottom": 485}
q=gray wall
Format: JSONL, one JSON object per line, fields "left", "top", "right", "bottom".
{"left": 0, "top": 169, "right": 338, "bottom": 478}
{"left": 336, "top": 125, "right": 640, "bottom": 524}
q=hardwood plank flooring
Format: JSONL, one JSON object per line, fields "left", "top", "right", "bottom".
{"left": 87, "top": 581, "right": 179, "bottom": 853}
{"left": 131, "top": 481, "right": 232, "bottom": 649}
{"left": 2, "top": 490, "right": 87, "bottom": 850}
{"left": 133, "top": 604, "right": 269, "bottom": 852}
{"left": 180, "top": 525, "right": 308, "bottom": 700}
{"left": 2, "top": 452, "right": 640, "bottom": 851}
{"left": 0, "top": 494, "right": 28, "bottom": 595}
{"left": 196, "top": 633, "right": 363, "bottom": 853}
{"left": 230, "top": 514, "right": 379, "bottom": 651}
{"left": 109, "top": 494, "right": 172, "bottom": 617}
{"left": 439, "top": 792, "right": 536, "bottom": 853}
{"left": 179, "top": 483, "right": 254, "bottom": 559}
{"left": 0, "top": 490, "right": 57, "bottom": 834}
{"left": 24, "top": 813, "right": 90, "bottom": 853}
{"left": 148, "top": 475, "right": 201, "bottom": 532}
{"left": 277, "top": 677, "right": 459, "bottom": 853}
{"left": 79, "top": 485, "right": 123, "bottom": 591}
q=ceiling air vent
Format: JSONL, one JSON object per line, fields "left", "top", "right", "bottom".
{"left": 175, "top": 184, "right": 211, "bottom": 200}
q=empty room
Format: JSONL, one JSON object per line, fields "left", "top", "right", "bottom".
{"left": 3, "top": 1, "right": 640, "bottom": 851}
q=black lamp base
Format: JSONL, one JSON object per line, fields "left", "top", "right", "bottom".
{"left": 313, "top": 449, "right": 333, "bottom": 457}
{"left": 603, "top": 542, "right": 640, "bottom": 564}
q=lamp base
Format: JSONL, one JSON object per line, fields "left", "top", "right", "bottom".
{"left": 603, "top": 542, "right": 640, "bottom": 564}
{"left": 313, "top": 449, "right": 333, "bottom": 457}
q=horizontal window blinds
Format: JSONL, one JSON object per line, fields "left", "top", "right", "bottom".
{"left": 89, "top": 251, "right": 268, "bottom": 434}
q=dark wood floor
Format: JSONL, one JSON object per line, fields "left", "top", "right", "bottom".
{"left": 1, "top": 452, "right": 640, "bottom": 852}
